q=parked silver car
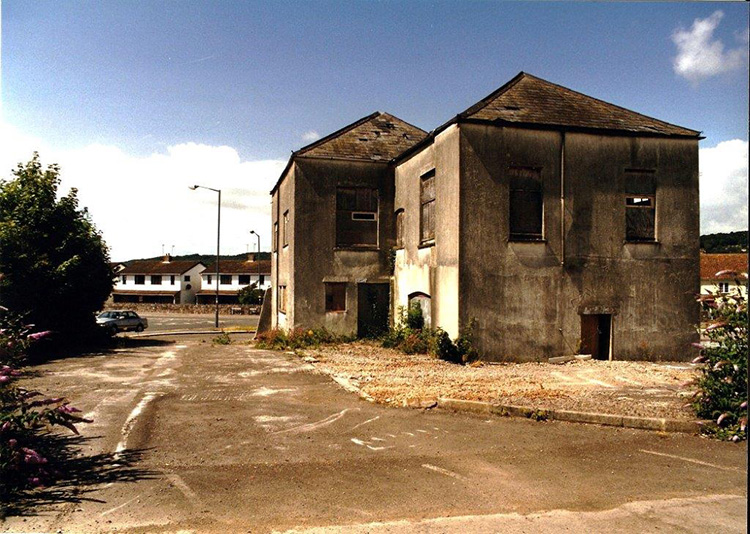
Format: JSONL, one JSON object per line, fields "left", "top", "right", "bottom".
{"left": 97, "top": 310, "right": 148, "bottom": 334}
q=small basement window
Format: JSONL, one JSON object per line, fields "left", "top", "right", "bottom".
{"left": 325, "top": 283, "right": 347, "bottom": 312}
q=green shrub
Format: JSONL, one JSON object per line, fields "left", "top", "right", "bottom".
{"left": 693, "top": 278, "right": 747, "bottom": 441}
{"left": 405, "top": 302, "right": 425, "bottom": 331}
{"left": 212, "top": 332, "right": 232, "bottom": 345}
{"left": 255, "top": 327, "right": 352, "bottom": 351}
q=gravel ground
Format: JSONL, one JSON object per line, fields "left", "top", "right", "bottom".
{"left": 300, "top": 341, "right": 699, "bottom": 420}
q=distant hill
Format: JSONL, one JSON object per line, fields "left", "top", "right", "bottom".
{"left": 119, "top": 252, "right": 270, "bottom": 265}
{"left": 700, "top": 231, "right": 748, "bottom": 254}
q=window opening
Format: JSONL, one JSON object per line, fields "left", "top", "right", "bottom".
{"left": 509, "top": 166, "right": 543, "bottom": 241}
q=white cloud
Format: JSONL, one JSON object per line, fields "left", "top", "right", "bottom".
{"left": 0, "top": 121, "right": 285, "bottom": 261}
{"left": 672, "top": 11, "right": 748, "bottom": 83}
{"left": 301, "top": 130, "right": 321, "bottom": 143}
{"left": 700, "top": 139, "right": 748, "bottom": 234}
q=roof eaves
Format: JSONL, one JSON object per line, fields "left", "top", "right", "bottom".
{"left": 464, "top": 117, "right": 704, "bottom": 139}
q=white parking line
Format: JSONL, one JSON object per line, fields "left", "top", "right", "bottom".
{"left": 639, "top": 449, "right": 747, "bottom": 473}
{"left": 422, "top": 463, "right": 466, "bottom": 481}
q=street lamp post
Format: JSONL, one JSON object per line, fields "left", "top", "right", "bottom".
{"left": 190, "top": 185, "right": 221, "bottom": 328}
{"left": 250, "top": 230, "right": 261, "bottom": 303}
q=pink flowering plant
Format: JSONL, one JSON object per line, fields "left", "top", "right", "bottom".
{"left": 1, "top": 308, "right": 91, "bottom": 499}
{"left": 692, "top": 272, "right": 748, "bottom": 442}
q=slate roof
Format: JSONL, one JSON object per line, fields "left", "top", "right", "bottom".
{"left": 120, "top": 260, "right": 205, "bottom": 275}
{"left": 202, "top": 260, "right": 271, "bottom": 275}
{"left": 700, "top": 253, "right": 748, "bottom": 280}
{"left": 459, "top": 72, "right": 700, "bottom": 137}
{"left": 297, "top": 112, "right": 427, "bottom": 161}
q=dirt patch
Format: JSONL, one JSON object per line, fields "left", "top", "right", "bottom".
{"left": 300, "top": 341, "right": 698, "bottom": 420}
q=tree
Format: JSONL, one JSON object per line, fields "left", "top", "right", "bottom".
{"left": 0, "top": 153, "right": 113, "bottom": 340}
{"left": 237, "top": 283, "right": 264, "bottom": 305}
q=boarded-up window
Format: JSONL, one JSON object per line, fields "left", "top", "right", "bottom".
{"left": 282, "top": 211, "right": 289, "bottom": 247}
{"left": 420, "top": 170, "right": 435, "bottom": 244}
{"left": 336, "top": 187, "right": 378, "bottom": 247}
{"left": 395, "top": 209, "right": 405, "bottom": 249}
{"left": 325, "top": 282, "right": 347, "bottom": 312}
{"left": 625, "top": 170, "right": 656, "bottom": 242}
{"left": 278, "top": 285, "right": 287, "bottom": 313}
{"left": 509, "top": 167, "right": 543, "bottom": 241}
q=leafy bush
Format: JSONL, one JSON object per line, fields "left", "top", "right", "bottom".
{"left": 382, "top": 306, "right": 478, "bottom": 364}
{"left": 1, "top": 308, "right": 90, "bottom": 500}
{"left": 255, "top": 327, "right": 353, "bottom": 351}
{"left": 693, "top": 276, "right": 747, "bottom": 441}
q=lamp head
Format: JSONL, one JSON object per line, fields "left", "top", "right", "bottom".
{"left": 189, "top": 185, "right": 199, "bottom": 190}
{"left": 250, "top": 230, "right": 256, "bottom": 235}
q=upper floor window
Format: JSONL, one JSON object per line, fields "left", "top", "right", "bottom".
{"left": 395, "top": 209, "right": 405, "bottom": 249}
{"left": 220, "top": 275, "right": 232, "bottom": 285}
{"left": 121, "top": 275, "right": 127, "bottom": 284}
{"left": 336, "top": 187, "right": 378, "bottom": 247}
{"left": 625, "top": 170, "right": 656, "bottom": 242}
{"left": 170, "top": 275, "right": 175, "bottom": 285}
{"left": 151, "top": 275, "right": 162, "bottom": 285}
{"left": 283, "top": 211, "right": 289, "bottom": 247}
{"left": 420, "top": 170, "right": 435, "bottom": 245}
{"left": 718, "top": 282, "right": 730, "bottom": 293}
{"left": 239, "top": 275, "right": 251, "bottom": 285}
{"left": 273, "top": 221, "right": 279, "bottom": 252}
{"left": 184, "top": 275, "right": 190, "bottom": 282}
{"left": 134, "top": 275, "right": 145, "bottom": 285}
{"left": 206, "top": 274, "right": 212, "bottom": 284}
{"left": 509, "top": 166, "right": 543, "bottom": 241}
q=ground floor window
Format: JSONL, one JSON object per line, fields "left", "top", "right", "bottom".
{"left": 325, "top": 283, "right": 347, "bottom": 312}
{"left": 278, "top": 285, "right": 287, "bottom": 313}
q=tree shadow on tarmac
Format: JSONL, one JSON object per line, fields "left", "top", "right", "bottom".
{"left": 1, "top": 433, "right": 158, "bottom": 518}
{"left": 28, "top": 336, "right": 176, "bottom": 364}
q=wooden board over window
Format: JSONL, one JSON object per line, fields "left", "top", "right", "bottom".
{"left": 625, "top": 170, "right": 656, "bottom": 242}
{"left": 509, "top": 166, "right": 543, "bottom": 241}
{"left": 325, "top": 282, "right": 346, "bottom": 312}
{"left": 336, "top": 187, "right": 378, "bottom": 247}
{"left": 420, "top": 170, "right": 435, "bottom": 245}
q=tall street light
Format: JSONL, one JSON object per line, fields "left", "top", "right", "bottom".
{"left": 189, "top": 185, "right": 221, "bottom": 328}
{"left": 249, "top": 230, "right": 261, "bottom": 303}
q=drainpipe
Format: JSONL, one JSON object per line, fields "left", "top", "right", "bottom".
{"left": 560, "top": 131, "right": 566, "bottom": 267}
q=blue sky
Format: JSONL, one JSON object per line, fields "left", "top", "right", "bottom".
{"left": 1, "top": 1, "right": 748, "bottom": 260}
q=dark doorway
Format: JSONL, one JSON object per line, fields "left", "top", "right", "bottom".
{"left": 580, "top": 314, "right": 612, "bottom": 360}
{"left": 357, "top": 283, "right": 390, "bottom": 338}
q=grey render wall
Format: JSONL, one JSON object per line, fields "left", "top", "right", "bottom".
{"left": 458, "top": 123, "right": 700, "bottom": 361}
{"left": 291, "top": 157, "right": 394, "bottom": 335}
{"left": 271, "top": 163, "right": 296, "bottom": 329}
{"left": 393, "top": 125, "right": 461, "bottom": 337}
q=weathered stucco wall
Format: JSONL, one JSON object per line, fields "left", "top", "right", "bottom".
{"left": 393, "top": 125, "right": 461, "bottom": 337}
{"left": 291, "top": 157, "right": 394, "bottom": 335}
{"left": 459, "top": 123, "right": 699, "bottom": 361}
{"left": 271, "top": 163, "right": 296, "bottom": 329}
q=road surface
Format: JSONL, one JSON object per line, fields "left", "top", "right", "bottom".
{"left": 4, "top": 333, "right": 746, "bottom": 533}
